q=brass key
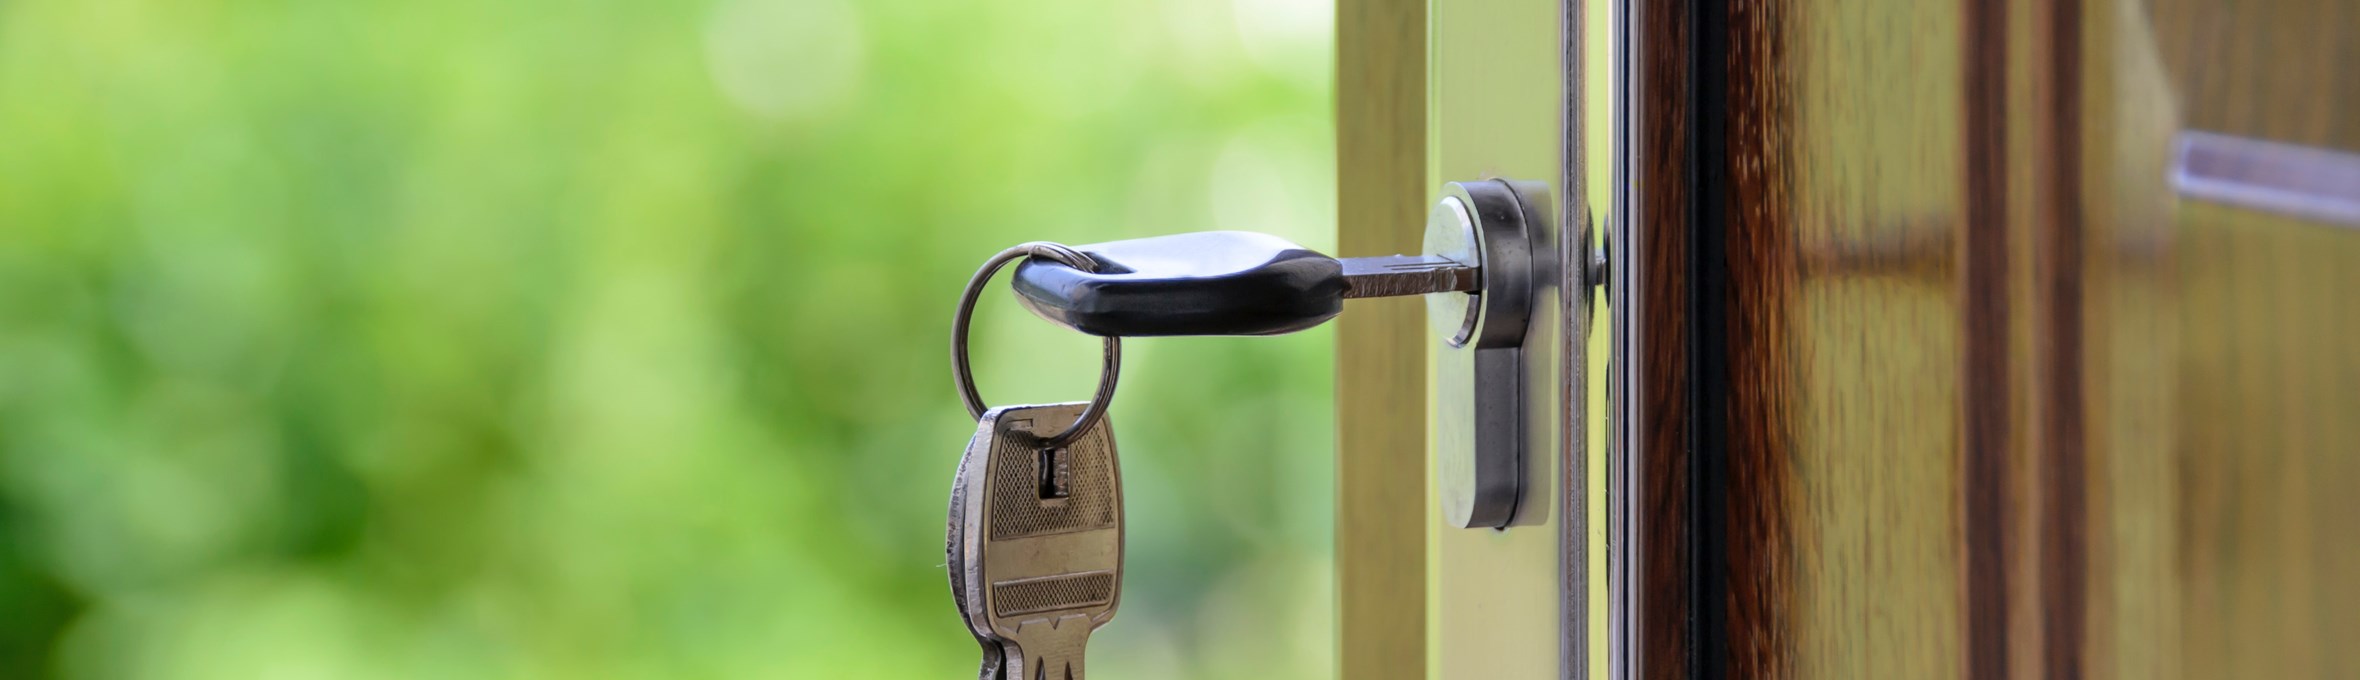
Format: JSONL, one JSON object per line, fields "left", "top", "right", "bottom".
{"left": 949, "top": 403, "right": 1124, "bottom": 680}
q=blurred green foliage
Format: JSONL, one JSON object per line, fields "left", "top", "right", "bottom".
{"left": 0, "top": 0, "right": 1336, "bottom": 677}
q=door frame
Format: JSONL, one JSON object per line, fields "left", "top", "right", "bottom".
{"left": 1337, "top": 0, "right": 1594, "bottom": 677}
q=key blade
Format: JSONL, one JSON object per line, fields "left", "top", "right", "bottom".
{"left": 1004, "top": 615, "right": 1096, "bottom": 680}
{"left": 1339, "top": 254, "right": 1480, "bottom": 298}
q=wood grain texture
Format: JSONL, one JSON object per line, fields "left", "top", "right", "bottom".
{"left": 1636, "top": 0, "right": 1985, "bottom": 676}
{"left": 2145, "top": 1, "right": 2360, "bottom": 677}
{"left": 1709, "top": 0, "right": 1800, "bottom": 676}
{"left": 1627, "top": 0, "right": 2358, "bottom": 677}
{"left": 1738, "top": 0, "right": 1983, "bottom": 675}
{"left": 1335, "top": 0, "right": 1426, "bottom": 675}
{"left": 1629, "top": 0, "right": 1695, "bottom": 675}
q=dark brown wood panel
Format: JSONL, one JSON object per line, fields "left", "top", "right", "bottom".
{"left": 1634, "top": 0, "right": 1986, "bottom": 675}
{"left": 1627, "top": 0, "right": 2357, "bottom": 677}
{"left": 1630, "top": 0, "right": 1695, "bottom": 675}
{"left": 1714, "top": 0, "right": 1801, "bottom": 675}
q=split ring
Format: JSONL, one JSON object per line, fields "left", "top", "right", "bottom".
{"left": 950, "top": 241, "right": 1121, "bottom": 447}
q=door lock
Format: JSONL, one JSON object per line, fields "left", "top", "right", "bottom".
{"left": 1006, "top": 179, "right": 1565, "bottom": 529}
{"left": 1423, "top": 180, "right": 1540, "bottom": 529}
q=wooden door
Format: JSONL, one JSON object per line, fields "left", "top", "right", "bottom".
{"left": 1341, "top": 0, "right": 2355, "bottom": 677}
{"left": 1613, "top": 0, "right": 2360, "bottom": 678}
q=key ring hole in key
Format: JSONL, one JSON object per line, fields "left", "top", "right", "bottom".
{"left": 951, "top": 241, "right": 1121, "bottom": 448}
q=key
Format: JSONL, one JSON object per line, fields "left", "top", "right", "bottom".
{"left": 949, "top": 402, "right": 1124, "bottom": 680}
{"left": 1010, "top": 230, "right": 1479, "bottom": 336}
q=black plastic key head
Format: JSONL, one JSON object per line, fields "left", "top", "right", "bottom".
{"left": 1011, "top": 231, "right": 1345, "bottom": 336}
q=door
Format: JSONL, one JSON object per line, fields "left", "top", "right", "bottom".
{"left": 1613, "top": 0, "right": 2359, "bottom": 677}
{"left": 1340, "top": 0, "right": 2359, "bottom": 678}
{"left": 1339, "top": 0, "right": 1598, "bottom": 677}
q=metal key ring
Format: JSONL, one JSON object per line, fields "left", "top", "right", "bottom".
{"left": 950, "top": 241, "right": 1120, "bottom": 447}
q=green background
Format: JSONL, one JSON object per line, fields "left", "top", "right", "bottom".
{"left": 0, "top": 0, "right": 1338, "bottom": 676}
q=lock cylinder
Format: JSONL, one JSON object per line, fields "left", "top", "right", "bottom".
{"left": 1424, "top": 179, "right": 1543, "bottom": 530}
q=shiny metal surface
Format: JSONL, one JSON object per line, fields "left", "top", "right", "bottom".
{"left": 1426, "top": 196, "right": 1483, "bottom": 347}
{"left": 1428, "top": 180, "right": 1542, "bottom": 530}
{"left": 951, "top": 242, "right": 1121, "bottom": 447}
{"left": 1340, "top": 254, "right": 1483, "bottom": 299}
{"left": 2174, "top": 130, "right": 2360, "bottom": 227}
{"left": 1605, "top": 0, "right": 1634, "bottom": 675}
{"left": 948, "top": 403, "right": 1125, "bottom": 680}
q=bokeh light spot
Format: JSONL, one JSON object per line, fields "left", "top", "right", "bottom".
{"left": 703, "top": 0, "right": 866, "bottom": 121}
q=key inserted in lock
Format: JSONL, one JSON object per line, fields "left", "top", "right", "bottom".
{"left": 1007, "top": 232, "right": 1481, "bottom": 337}
{"left": 1003, "top": 178, "right": 1547, "bottom": 530}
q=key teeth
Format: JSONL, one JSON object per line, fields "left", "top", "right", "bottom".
{"left": 1015, "top": 653, "right": 1079, "bottom": 680}
{"left": 1003, "top": 613, "right": 1094, "bottom": 680}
